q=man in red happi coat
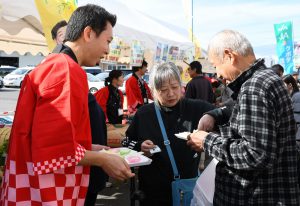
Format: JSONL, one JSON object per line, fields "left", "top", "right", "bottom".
{"left": 126, "top": 60, "right": 153, "bottom": 115}
{"left": 0, "top": 4, "right": 134, "bottom": 206}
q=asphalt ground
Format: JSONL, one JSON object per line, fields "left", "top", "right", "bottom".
{"left": 96, "top": 178, "right": 133, "bottom": 206}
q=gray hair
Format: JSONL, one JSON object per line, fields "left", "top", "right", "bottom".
{"left": 208, "top": 30, "right": 254, "bottom": 62}
{"left": 149, "top": 62, "right": 181, "bottom": 91}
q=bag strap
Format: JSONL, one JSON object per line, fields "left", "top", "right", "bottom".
{"left": 154, "top": 104, "right": 180, "bottom": 180}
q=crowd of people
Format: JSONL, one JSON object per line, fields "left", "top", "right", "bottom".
{"left": 0, "top": 3, "right": 299, "bottom": 206}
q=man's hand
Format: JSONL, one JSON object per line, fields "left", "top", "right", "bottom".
{"left": 98, "top": 152, "right": 135, "bottom": 181}
{"left": 187, "top": 130, "right": 209, "bottom": 152}
{"left": 91, "top": 144, "right": 110, "bottom": 151}
{"left": 141, "top": 140, "right": 155, "bottom": 157}
{"left": 198, "top": 114, "right": 216, "bottom": 132}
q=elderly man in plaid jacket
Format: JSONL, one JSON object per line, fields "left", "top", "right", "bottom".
{"left": 188, "top": 30, "right": 300, "bottom": 205}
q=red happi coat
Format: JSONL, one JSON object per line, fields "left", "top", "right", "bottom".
{"left": 0, "top": 54, "right": 92, "bottom": 205}
{"left": 94, "top": 86, "right": 124, "bottom": 122}
{"left": 125, "top": 76, "right": 152, "bottom": 114}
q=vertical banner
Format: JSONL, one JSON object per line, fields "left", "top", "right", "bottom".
{"left": 155, "top": 42, "right": 162, "bottom": 62}
{"left": 168, "top": 46, "right": 179, "bottom": 62}
{"left": 185, "top": 47, "right": 194, "bottom": 63}
{"left": 162, "top": 44, "right": 169, "bottom": 62}
{"left": 35, "top": 0, "right": 77, "bottom": 51}
{"left": 274, "top": 21, "right": 295, "bottom": 74}
{"left": 178, "top": 50, "right": 186, "bottom": 61}
{"left": 294, "top": 41, "right": 300, "bottom": 69}
{"left": 131, "top": 40, "right": 144, "bottom": 66}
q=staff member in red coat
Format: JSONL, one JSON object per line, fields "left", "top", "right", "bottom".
{"left": 94, "top": 70, "right": 124, "bottom": 124}
{"left": 126, "top": 60, "right": 153, "bottom": 115}
{"left": 0, "top": 5, "right": 134, "bottom": 205}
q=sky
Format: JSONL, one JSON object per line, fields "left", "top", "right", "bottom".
{"left": 115, "top": 0, "right": 300, "bottom": 57}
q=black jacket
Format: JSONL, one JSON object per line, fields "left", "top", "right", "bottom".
{"left": 124, "top": 98, "right": 215, "bottom": 205}
{"left": 185, "top": 76, "right": 214, "bottom": 103}
{"left": 87, "top": 93, "right": 108, "bottom": 193}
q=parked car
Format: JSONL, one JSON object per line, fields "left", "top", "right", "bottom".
{"left": 96, "top": 71, "right": 110, "bottom": 81}
{"left": 3, "top": 66, "right": 34, "bottom": 87}
{"left": 0, "top": 76, "right": 3, "bottom": 88}
{"left": 0, "top": 66, "right": 17, "bottom": 78}
{"left": 82, "top": 66, "right": 102, "bottom": 75}
{"left": 86, "top": 73, "right": 104, "bottom": 94}
{"left": 119, "top": 69, "right": 132, "bottom": 77}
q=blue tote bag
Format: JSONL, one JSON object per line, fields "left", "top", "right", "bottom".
{"left": 155, "top": 104, "right": 198, "bottom": 206}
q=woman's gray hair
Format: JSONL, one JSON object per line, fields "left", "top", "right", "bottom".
{"left": 149, "top": 62, "right": 181, "bottom": 91}
{"left": 208, "top": 30, "right": 254, "bottom": 62}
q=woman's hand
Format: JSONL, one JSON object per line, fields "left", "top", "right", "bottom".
{"left": 141, "top": 140, "right": 156, "bottom": 157}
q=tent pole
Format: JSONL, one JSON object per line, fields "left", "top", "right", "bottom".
{"left": 192, "top": 0, "right": 194, "bottom": 43}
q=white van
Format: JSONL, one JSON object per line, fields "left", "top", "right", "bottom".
{"left": 3, "top": 66, "right": 34, "bottom": 87}
{"left": 86, "top": 73, "right": 105, "bottom": 94}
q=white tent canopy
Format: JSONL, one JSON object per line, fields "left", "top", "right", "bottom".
{"left": 0, "top": 16, "right": 48, "bottom": 56}
{"left": 1, "top": 0, "right": 47, "bottom": 55}
{"left": 0, "top": 0, "right": 194, "bottom": 56}
{"left": 78, "top": 0, "right": 193, "bottom": 50}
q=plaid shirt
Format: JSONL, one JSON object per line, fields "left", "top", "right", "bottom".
{"left": 205, "top": 59, "right": 300, "bottom": 205}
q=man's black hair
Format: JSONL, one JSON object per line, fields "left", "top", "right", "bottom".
{"left": 65, "top": 4, "right": 117, "bottom": 42}
{"left": 132, "top": 59, "right": 148, "bottom": 73}
{"left": 271, "top": 64, "right": 284, "bottom": 76}
{"left": 51, "top": 20, "right": 67, "bottom": 40}
{"left": 189, "top": 61, "right": 202, "bottom": 74}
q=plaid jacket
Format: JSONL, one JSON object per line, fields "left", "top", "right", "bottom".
{"left": 205, "top": 59, "right": 300, "bottom": 205}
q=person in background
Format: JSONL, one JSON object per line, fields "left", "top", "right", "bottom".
{"left": 94, "top": 70, "right": 124, "bottom": 124}
{"left": 85, "top": 93, "right": 109, "bottom": 206}
{"left": 282, "top": 74, "right": 300, "bottom": 193}
{"left": 126, "top": 59, "right": 153, "bottom": 115}
{"left": 51, "top": 20, "right": 67, "bottom": 45}
{"left": 271, "top": 64, "right": 284, "bottom": 77}
{"left": 0, "top": 4, "right": 134, "bottom": 205}
{"left": 51, "top": 20, "right": 68, "bottom": 53}
{"left": 293, "top": 71, "right": 300, "bottom": 82}
{"left": 283, "top": 75, "right": 300, "bottom": 139}
{"left": 189, "top": 30, "right": 300, "bottom": 205}
{"left": 123, "top": 62, "right": 215, "bottom": 205}
{"left": 185, "top": 61, "right": 214, "bottom": 103}
{"left": 214, "top": 77, "right": 234, "bottom": 108}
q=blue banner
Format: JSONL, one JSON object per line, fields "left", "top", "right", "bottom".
{"left": 274, "top": 21, "right": 295, "bottom": 74}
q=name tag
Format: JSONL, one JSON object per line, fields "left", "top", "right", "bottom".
{"left": 118, "top": 109, "right": 123, "bottom": 116}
